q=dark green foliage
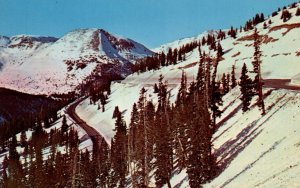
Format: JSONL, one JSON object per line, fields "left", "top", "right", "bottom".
{"left": 228, "top": 26, "right": 237, "bottom": 38}
{"left": 210, "top": 56, "right": 223, "bottom": 130}
{"left": 281, "top": 9, "right": 292, "bottom": 22}
{"left": 112, "top": 106, "right": 121, "bottom": 118}
{"left": 61, "top": 115, "right": 68, "bottom": 133}
{"left": 0, "top": 88, "right": 65, "bottom": 146}
{"left": 252, "top": 28, "right": 266, "bottom": 115}
{"left": 239, "top": 63, "right": 254, "bottom": 112}
{"left": 296, "top": 8, "right": 300, "bottom": 16}
{"left": 134, "top": 40, "right": 198, "bottom": 73}
{"left": 111, "top": 112, "right": 128, "bottom": 188}
{"left": 153, "top": 75, "right": 173, "bottom": 188}
{"left": 221, "top": 73, "right": 229, "bottom": 95}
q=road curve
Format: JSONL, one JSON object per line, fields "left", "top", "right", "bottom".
{"left": 66, "top": 97, "right": 106, "bottom": 154}
{"left": 263, "top": 79, "right": 300, "bottom": 91}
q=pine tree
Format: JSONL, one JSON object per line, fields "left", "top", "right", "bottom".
{"left": 176, "top": 70, "right": 188, "bottom": 107}
{"left": 7, "top": 136, "right": 24, "bottom": 187}
{"left": 221, "top": 73, "right": 229, "bottom": 94}
{"left": 1, "top": 155, "right": 9, "bottom": 187}
{"left": 239, "top": 63, "right": 254, "bottom": 112}
{"left": 281, "top": 9, "right": 292, "bottom": 22}
{"left": 173, "top": 71, "right": 190, "bottom": 171}
{"left": 252, "top": 28, "right": 266, "bottom": 115}
{"left": 210, "top": 54, "right": 223, "bottom": 131}
{"left": 112, "top": 106, "right": 121, "bottom": 118}
{"left": 154, "top": 75, "right": 172, "bottom": 188}
{"left": 20, "top": 130, "right": 27, "bottom": 147}
{"left": 111, "top": 113, "right": 128, "bottom": 188}
{"left": 153, "top": 83, "right": 159, "bottom": 93}
{"left": 217, "top": 42, "right": 223, "bottom": 57}
{"left": 196, "top": 57, "right": 206, "bottom": 93}
{"left": 296, "top": 8, "right": 300, "bottom": 16}
{"left": 61, "top": 115, "right": 68, "bottom": 133}
{"left": 99, "top": 141, "right": 110, "bottom": 187}
{"left": 128, "top": 103, "right": 139, "bottom": 187}
{"left": 226, "top": 73, "right": 231, "bottom": 92}
{"left": 186, "top": 80, "right": 215, "bottom": 187}
{"left": 231, "top": 65, "right": 237, "bottom": 89}
{"left": 133, "top": 87, "right": 148, "bottom": 186}
{"left": 263, "top": 22, "right": 267, "bottom": 29}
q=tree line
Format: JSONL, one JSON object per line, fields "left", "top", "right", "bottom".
{"left": 1, "top": 27, "right": 266, "bottom": 188}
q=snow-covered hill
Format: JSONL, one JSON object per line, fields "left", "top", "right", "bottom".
{"left": 0, "top": 29, "right": 153, "bottom": 94}
{"left": 75, "top": 3, "right": 300, "bottom": 187}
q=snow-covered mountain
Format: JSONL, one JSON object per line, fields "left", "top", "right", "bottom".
{"left": 0, "top": 29, "right": 154, "bottom": 94}
{"left": 74, "top": 4, "right": 300, "bottom": 187}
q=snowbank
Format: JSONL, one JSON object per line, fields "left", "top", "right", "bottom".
{"left": 291, "top": 73, "right": 300, "bottom": 85}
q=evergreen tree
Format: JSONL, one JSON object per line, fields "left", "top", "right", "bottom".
{"left": 210, "top": 55, "right": 223, "bottom": 131}
{"left": 217, "top": 42, "right": 223, "bottom": 57}
{"left": 221, "top": 73, "right": 229, "bottom": 94}
{"left": 112, "top": 106, "right": 121, "bottom": 118}
{"left": 61, "top": 115, "right": 68, "bottom": 133}
{"left": 196, "top": 57, "right": 206, "bottom": 93}
{"left": 131, "top": 88, "right": 147, "bottom": 186}
{"left": 252, "top": 28, "right": 266, "bottom": 115}
{"left": 296, "top": 8, "right": 300, "bottom": 16}
{"left": 239, "top": 63, "right": 254, "bottom": 112}
{"left": 20, "top": 130, "right": 27, "bottom": 147}
{"left": 154, "top": 75, "right": 172, "bottom": 188}
{"left": 1, "top": 155, "right": 9, "bottom": 187}
{"left": 99, "top": 141, "right": 110, "bottom": 187}
{"left": 111, "top": 113, "right": 128, "bottom": 188}
{"left": 281, "top": 9, "right": 292, "bottom": 22}
{"left": 160, "top": 52, "right": 166, "bottom": 67}
{"left": 186, "top": 81, "right": 215, "bottom": 187}
{"left": 153, "top": 83, "right": 159, "bottom": 93}
{"left": 226, "top": 73, "right": 231, "bottom": 92}
{"left": 128, "top": 103, "right": 139, "bottom": 187}
{"left": 231, "top": 64, "right": 237, "bottom": 89}
{"left": 7, "top": 136, "right": 24, "bottom": 187}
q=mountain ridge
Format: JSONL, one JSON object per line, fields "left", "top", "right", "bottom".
{"left": 0, "top": 28, "right": 154, "bottom": 95}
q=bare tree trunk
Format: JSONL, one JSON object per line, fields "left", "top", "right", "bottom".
{"left": 71, "top": 149, "right": 78, "bottom": 188}
{"left": 258, "top": 64, "right": 266, "bottom": 115}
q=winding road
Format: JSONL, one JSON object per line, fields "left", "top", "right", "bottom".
{"left": 66, "top": 97, "right": 106, "bottom": 153}
{"left": 65, "top": 79, "right": 300, "bottom": 154}
{"left": 263, "top": 79, "right": 300, "bottom": 91}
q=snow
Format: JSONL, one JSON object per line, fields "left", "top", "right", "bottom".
{"left": 76, "top": 6, "right": 300, "bottom": 143}
{"left": 75, "top": 4, "right": 300, "bottom": 187}
{"left": 161, "top": 88, "right": 300, "bottom": 188}
{"left": 291, "top": 73, "right": 300, "bottom": 85}
{"left": 0, "top": 107, "right": 93, "bottom": 167}
{"left": 0, "top": 29, "right": 153, "bottom": 95}
{"left": 204, "top": 88, "right": 300, "bottom": 187}
{"left": 2, "top": 2, "right": 300, "bottom": 186}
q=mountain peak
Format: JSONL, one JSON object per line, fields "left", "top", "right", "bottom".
{"left": 0, "top": 28, "right": 154, "bottom": 94}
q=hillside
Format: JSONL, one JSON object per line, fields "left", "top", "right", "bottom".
{"left": 1, "top": 2, "right": 300, "bottom": 187}
{"left": 73, "top": 3, "right": 300, "bottom": 187}
{"left": 0, "top": 29, "right": 153, "bottom": 95}
{"left": 77, "top": 4, "right": 300, "bottom": 142}
{"left": 0, "top": 87, "right": 60, "bottom": 123}
{"left": 167, "top": 87, "right": 300, "bottom": 187}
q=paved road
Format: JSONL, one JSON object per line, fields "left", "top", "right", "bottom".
{"left": 66, "top": 97, "right": 106, "bottom": 154}
{"left": 263, "top": 79, "right": 300, "bottom": 91}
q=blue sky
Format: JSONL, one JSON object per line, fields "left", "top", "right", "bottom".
{"left": 0, "top": 0, "right": 297, "bottom": 48}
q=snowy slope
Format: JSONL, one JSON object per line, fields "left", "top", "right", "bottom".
{"left": 154, "top": 5, "right": 300, "bottom": 80}
{"left": 75, "top": 3, "right": 300, "bottom": 187}
{"left": 76, "top": 3, "right": 300, "bottom": 143}
{"left": 0, "top": 29, "right": 153, "bottom": 95}
{"left": 164, "top": 87, "right": 300, "bottom": 188}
